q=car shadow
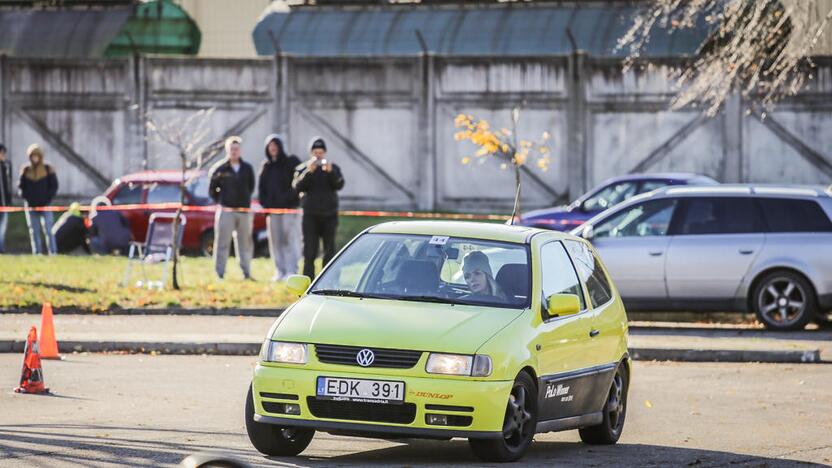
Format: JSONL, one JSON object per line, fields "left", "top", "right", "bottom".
{"left": 281, "top": 438, "right": 820, "bottom": 467}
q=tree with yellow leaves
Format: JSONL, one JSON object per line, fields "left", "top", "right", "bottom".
{"left": 454, "top": 109, "right": 551, "bottom": 222}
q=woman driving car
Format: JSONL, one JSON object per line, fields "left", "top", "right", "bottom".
{"left": 461, "top": 251, "right": 507, "bottom": 302}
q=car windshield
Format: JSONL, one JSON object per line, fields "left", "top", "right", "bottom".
{"left": 310, "top": 233, "right": 531, "bottom": 309}
{"left": 187, "top": 175, "right": 213, "bottom": 205}
{"left": 580, "top": 182, "right": 639, "bottom": 212}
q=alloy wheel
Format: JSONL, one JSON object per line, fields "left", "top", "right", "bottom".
{"left": 758, "top": 277, "right": 806, "bottom": 327}
{"left": 503, "top": 383, "right": 533, "bottom": 447}
{"left": 607, "top": 372, "right": 625, "bottom": 434}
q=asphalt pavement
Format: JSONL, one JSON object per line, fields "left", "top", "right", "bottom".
{"left": 1, "top": 355, "right": 830, "bottom": 467}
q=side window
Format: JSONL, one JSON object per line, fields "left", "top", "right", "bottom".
{"left": 564, "top": 241, "right": 613, "bottom": 308}
{"left": 540, "top": 242, "right": 585, "bottom": 311}
{"left": 146, "top": 184, "right": 183, "bottom": 204}
{"left": 581, "top": 182, "right": 638, "bottom": 211}
{"left": 676, "top": 197, "right": 762, "bottom": 235}
{"left": 758, "top": 198, "right": 832, "bottom": 232}
{"left": 593, "top": 199, "right": 678, "bottom": 239}
{"left": 112, "top": 183, "right": 142, "bottom": 205}
{"left": 637, "top": 180, "right": 668, "bottom": 194}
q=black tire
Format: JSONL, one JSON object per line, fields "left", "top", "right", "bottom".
{"left": 200, "top": 230, "right": 214, "bottom": 257}
{"left": 468, "top": 372, "right": 537, "bottom": 463}
{"left": 752, "top": 270, "right": 817, "bottom": 331}
{"left": 245, "top": 385, "right": 314, "bottom": 457}
{"left": 579, "top": 362, "right": 628, "bottom": 445}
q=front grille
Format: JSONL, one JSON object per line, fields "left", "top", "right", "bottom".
{"left": 314, "top": 344, "right": 422, "bottom": 369}
{"left": 307, "top": 397, "right": 416, "bottom": 424}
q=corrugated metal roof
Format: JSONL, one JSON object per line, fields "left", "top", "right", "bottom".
{"left": 0, "top": 8, "right": 131, "bottom": 57}
{"left": 252, "top": 4, "right": 710, "bottom": 58}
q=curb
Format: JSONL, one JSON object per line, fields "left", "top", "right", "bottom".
{"left": 0, "top": 308, "right": 284, "bottom": 317}
{"left": 0, "top": 340, "right": 260, "bottom": 355}
{"left": 629, "top": 347, "right": 823, "bottom": 364}
{"left": 0, "top": 340, "right": 824, "bottom": 363}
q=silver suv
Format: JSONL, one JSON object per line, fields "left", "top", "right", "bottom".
{"left": 572, "top": 185, "right": 832, "bottom": 330}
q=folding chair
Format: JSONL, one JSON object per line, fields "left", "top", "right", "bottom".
{"left": 122, "top": 212, "right": 187, "bottom": 289}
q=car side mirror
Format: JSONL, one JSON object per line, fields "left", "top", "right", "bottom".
{"left": 286, "top": 274, "right": 311, "bottom": 297}
{"left": 546, "top": 294, "right": 581, "bottom": 318}
{"left": 581, "top": 224, "right": 594, "bottom": 240}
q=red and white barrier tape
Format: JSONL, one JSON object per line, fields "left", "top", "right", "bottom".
{"left": 0, "top": 203, "right": 511, "bottom": 221}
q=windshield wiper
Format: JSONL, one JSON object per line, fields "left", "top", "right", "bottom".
{"left": 388, "top": 295, "right": 466, "bottom": 305}
{"left": 311, "top": 289, "right": 387, "bottom": 299}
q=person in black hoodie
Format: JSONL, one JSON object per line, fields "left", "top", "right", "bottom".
{"left": 293, "top": 137, "right": 345, "bottom": 278}
{"left": 258, "top": 134, "right": 302, "bottom": 281}
{"left": 0, "top": 144, "right": 12, "bottom": 253}
{"left": 19, "top": 144, "right": 58, "bottom": 255}
{"left": 208, "top": 136, "right": 256, "bottom": 279}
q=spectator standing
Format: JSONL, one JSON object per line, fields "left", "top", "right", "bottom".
{"left": 209, "top": 136, "right": 255, "bottom": 280}
{"left": 292, "top": 137, "right": 344, "bottom": 278}
{"left": 258, "top": 134, "right": 302, "bottom": 281}
{"left": 19, "top": 144, "right": 58, "bottom": 255}
{"left": 0, "top": 144, "right": 11, "bottom": 253}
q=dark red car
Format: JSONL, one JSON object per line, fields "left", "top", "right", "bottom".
{"left": 103, "top": 170, "right": 268, "bottom": 256}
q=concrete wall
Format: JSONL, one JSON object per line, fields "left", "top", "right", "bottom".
{"left": 1, "top": 54, "right": 830, "bottom": 211}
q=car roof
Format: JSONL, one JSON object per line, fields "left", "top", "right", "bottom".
{"left": 654, "top": 184, "right": 832, "bottom": 199}
{"left": 602, "top": 172, "right": 715, "bottom": 183}
{"left": 368, "top": 220, "right": 578, "bottom": 244}
{"left": 114, "top": 170, "right": 206, "bottom": 185}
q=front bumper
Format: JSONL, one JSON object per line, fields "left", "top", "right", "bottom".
{"left": 252, "top": 364, "right": 512, "bottom": 439}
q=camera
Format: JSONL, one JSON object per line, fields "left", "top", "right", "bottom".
{"left": 320, "top": 159, "right": 328, "bottom": 166}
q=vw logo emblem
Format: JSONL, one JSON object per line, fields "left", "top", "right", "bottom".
{"left": 356, "top": 349, "right": 375, "bottom": 367}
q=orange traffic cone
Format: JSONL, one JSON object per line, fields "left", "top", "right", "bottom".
{"left": 14, "top": 326, "right": 50, "bottom": 394}
{"left": 39, "top": 303, "right": 61, "bottom": 360}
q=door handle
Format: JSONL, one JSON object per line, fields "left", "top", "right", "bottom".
{"left": 648, "top": 251, "right": 663, "bottom": 256}
{"left": 589, "top": 329, "right": 600, "bottom": 338}
{"left": 739, "top": 249, "right": 754, "bottom": 255}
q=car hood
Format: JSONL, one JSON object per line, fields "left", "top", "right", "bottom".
{"left": 272, "top": 295, "right": 526, "bottom": 354}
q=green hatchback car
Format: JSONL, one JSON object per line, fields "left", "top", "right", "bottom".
{"left": 246, "top": 221, "right": 630, "bottom": 462}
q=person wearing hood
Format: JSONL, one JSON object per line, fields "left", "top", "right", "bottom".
{"left": 258, "top": 134, "right": 302, "bottom": 281}
{"left": 208, "top": 136, "right": 256, "bottom": 280}
{"left": 0, "top": 144, "right": 12, "bottom": 253}
{"left": 19, "top": 144, "right": 58, "bottom": 255}
{"left": 292, "top": 137, "right": 345, "bottom": 278}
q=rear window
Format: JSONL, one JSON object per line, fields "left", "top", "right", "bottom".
{"left": 674, "top": 197, "right": 763, "bottom": 235}
{"left": 758, "top": 198, "right": 832, "bottom": 232}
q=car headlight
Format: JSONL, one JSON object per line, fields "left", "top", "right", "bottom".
{"left": 426, "top": 353, "right": 492, "bottom": 377}
{"left": 260, "top": 340, "right": 307, "bottom": 364}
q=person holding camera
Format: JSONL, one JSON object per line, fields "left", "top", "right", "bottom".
{"left": 292, "top": 137, "right": 344, "bottom": 278}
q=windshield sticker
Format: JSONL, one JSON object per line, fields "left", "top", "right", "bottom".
{"left": 429, "top": 236, "right": 449, "bottom": 245}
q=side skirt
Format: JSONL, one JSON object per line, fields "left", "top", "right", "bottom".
{"left": 535, "top": 412, "right": 603, "bottom": 434}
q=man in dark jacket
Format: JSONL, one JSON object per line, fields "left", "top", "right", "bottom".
{"left": 292, "top": 137, "right": 345, "bottom": 278}
{"left": 19, "top": 144, "right": 58, "bottom": 255}
{"left": 208, "top": 136, "right": 255, "bottom": 279}
{"left": 258, "top": 134, "right": 302, "bottom": 281}
{"left": 0, "top": 144, "right": 12, "bottom": 253}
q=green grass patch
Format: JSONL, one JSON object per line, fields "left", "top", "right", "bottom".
{"left": 0, "top": 214, "right": 506, "bottom": 311}
{"left": 0, "top": 255, "right": 296, "bottom": 311}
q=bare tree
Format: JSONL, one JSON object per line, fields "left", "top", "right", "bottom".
{"left": 145, "top": 107, "right": 215, "bottom": 290}
{"left": 619, "top": 0, "right": 832, "bottom": 116}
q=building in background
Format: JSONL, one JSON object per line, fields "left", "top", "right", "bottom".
{"left": 175, "top": 0, "right": 273, "bottom": 58}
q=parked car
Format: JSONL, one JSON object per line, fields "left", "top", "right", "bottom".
{"left": 519, "top": 173, "right": 718, "bottom": 231}
{"left": 102, "top": 170, "right": 268, "bottom": 256}
{"left": 572, "top": 185, "right": 832, "bottom": 330}
{"left": 246, "top": 221, "right": 630, "bottom": 462}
